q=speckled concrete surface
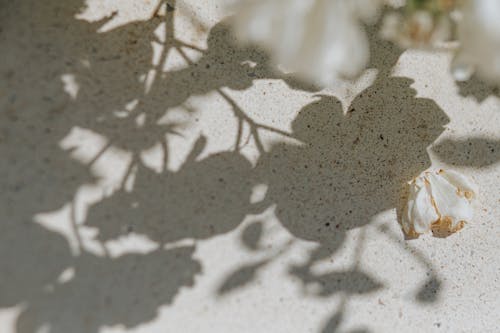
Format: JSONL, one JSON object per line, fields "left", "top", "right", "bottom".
{"left": 1, "top": 1, "right": 499, "bottom": 332}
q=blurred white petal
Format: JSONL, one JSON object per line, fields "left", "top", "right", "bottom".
{"left": 381, "top": 10, "right": 451, "bottom": 48}
{"left": 233, "top": 0, "right": 381, "bottom": 86}
{"left": 456, "top": 0, "right": 500, "bottom": 84}
{"left": 451, "top": 55, "right": 474, "bottom": 82}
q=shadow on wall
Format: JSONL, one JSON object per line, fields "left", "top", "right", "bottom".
{"left": 1, "top": 1, "right": 499, "bottom": 332}
{"left": 456, "top": 74, "right": 500, "bottom": 103}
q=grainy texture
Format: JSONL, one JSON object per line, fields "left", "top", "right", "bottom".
{"left": 0, "top": 1, "right": 499, "bottom": 333}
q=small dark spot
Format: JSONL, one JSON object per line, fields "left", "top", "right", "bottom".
{"left": 379, "top": 134, "right": 384, "bottom": 140}
{"left": 335, "top": 224, "right": 340, "bottom": 229}
{"left": 205, "top": 64, "right": 210, "bottom": 69}
{"left": 5, "top": 70, "right": 14, "bottom": 79}
{"left": 166, "top": 3, "right": 175, "bottom": 12}
{"left": 434, "top": 323, "right": 441, "bottom": 328}
{"left": 325, "top": 222, "right": 330, "bottom": 227}
{"left": 218, "top": 177, "right": 224, "bottom": 183}
{"left": 127, "top": 225, "right": 134, "bottom": 233}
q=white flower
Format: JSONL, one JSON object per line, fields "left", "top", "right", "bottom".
{"left": 381, "top": 10, "right": 451, "bottom": 49}
{"left": 402, "top": 169, "right": 478, "bottom": 238}
{"left": 232, "top": 0, "right": 381, "bottom": 86}
{"left": 453, "top": 0, "right": 500, "bottom": 84}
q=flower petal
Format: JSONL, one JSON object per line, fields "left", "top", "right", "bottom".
{"left": 233, "top": 0, "right": 380, "bottom": 86}
{"left": 410, "top": 181, "right": 439, "bottom": 234}
{"left": 427, "top": 172, "right": 474, "bottom": 229}
{"left": 438, "top": 169, "right": 478, "bottom": 199}
{"left": 402, "top": 181, "right": 417, "bottom": 235}
{"left": 456, "top": 0, "right": 500, "bottom": 84}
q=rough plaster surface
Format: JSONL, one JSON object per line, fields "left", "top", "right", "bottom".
{"left": 1, "top": 1, "right": 499, "bottom": 332}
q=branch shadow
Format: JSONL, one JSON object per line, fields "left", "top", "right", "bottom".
{"left": 1, "top": 1, "right": 270, "bottom": 332}
{"left": 1, "top": 1, "right": 452, "bottom": 332}
{"left": 216, "top": 17, "right": 451, "bottom": 332}
{"left": 16, "top": 248, "right": 200, "bottom": 333}
{"left": 1, "top": 1, "right": 298, "bottom": 332}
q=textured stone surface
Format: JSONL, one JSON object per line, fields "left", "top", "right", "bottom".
{"left": 1, "top": 1, "right": 499, "bottom": 332}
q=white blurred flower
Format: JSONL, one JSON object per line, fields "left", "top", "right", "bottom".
{"left": 232, "top": 0, "right": 382, "bottom": 86}
{"left": 402, "top": 169, "right": 478, "bottom": 238}
{"left": 453, "top": 0, "right": 500, "bottom": 84}
{"left": 381, "top": 10, "right": 451, "bottom": 48}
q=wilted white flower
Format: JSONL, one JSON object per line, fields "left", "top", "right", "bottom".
{"left": 402, "top": 169, "right": 478, "bottom": 238}
{"left": 453, "top": 0, "right": 500, "bottom": 84}
{"left": 232, "top": 0, "right": 381, "bottom": 86}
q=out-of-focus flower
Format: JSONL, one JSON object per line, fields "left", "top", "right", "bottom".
{"left": 402, "top": 169, "right": 477, "bottom": 238}
{"left": 453, "top": 0, "right": 500, "bottom": 84}
{"left": 381, "top": 0, "right": 500, "bottom": 85}
{"left": 381, "top": 0, "right": 457, "bottom": 48}
{"left": 381, "top": 10, "right": 451, "bottom": 48}
{"left": 232, "top": 0, "right": 382, "bottom": 86}
{"left": 231, "top": 0, "right": 500, "bottom": 86}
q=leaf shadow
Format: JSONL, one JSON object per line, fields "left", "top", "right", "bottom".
{"left": 455, "top": 75, "right": 500, "bottom": 103}
{"left": 1, "top": 1, "right": 452, "bottom": 332}
{"left": 432, "top": 137, "right": 500, "bottom": 168}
